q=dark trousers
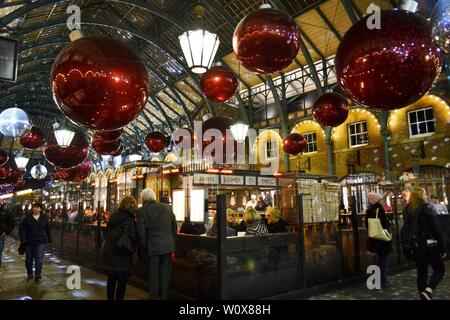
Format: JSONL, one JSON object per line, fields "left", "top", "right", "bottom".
{"left": 0, "top": 234, "right": 5, "bottom": 267}
{"left": 415, "top": 246, "right": 446, "bottom": 292}
{"left": 148, "top": 253, "right": 172, "bottom": 300}
{"left": 25, "top": 244, "right": 45, "bottom": 277}
{"left": 106, "top": 274, "right": 128, "bottom": 300}
{"left": 377, "top": 253, "right": 389, "bottom": 287}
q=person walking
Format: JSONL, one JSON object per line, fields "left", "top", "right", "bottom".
{"left": 0, "top": 204, "right": 14, "bottom": 271}
{"left": 101, "top": 196, "right": 139, "bottom": 300}
{"left": 19, "top": 203, "right": 52, "bottom": 281}
{"left": 136, "top": 189, "right": 177, "bottom": 300}
{"left": 403, "top": 187, "right": 447, "bottom": 300}
{"left": 365, "top": 192, "right": 393, "bottom": 288}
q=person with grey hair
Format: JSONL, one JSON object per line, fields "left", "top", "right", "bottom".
{"left": 136, "top": 188, "right": 177, "bottom": 300}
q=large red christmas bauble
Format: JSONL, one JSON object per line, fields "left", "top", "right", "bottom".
{"left": 335, "top": 10, "right": 442, "bottom": 110}
{"left": 93, "top": 129, "right": 123, "bottom": 142}
{"left": 51, "top": 36, "right": 149, "bottom": 130}
{"left": 200, "top": 66, "right": 238, "bottom": 103}
{"left": 70, "top": 160, "right": 93, "bottom": 182}
{"left": 111, "top": 144, "right": 123, "bottom": 157}
{"left": 145, "top": 132, "right": 167, "bottom": 153}
{"left": 312, "top": 93, "right": 350, "bottom": 127}
{"left": 0, "top": 150, "right": 9, "bottom": 166}
{"left": 19, "top": 126, "right": 46, "bottom": 149}
{"left": 44, "top": 132, "right": 89, "bottom": 168}
{"left": 233, "top": 5, "right": 300, "bottom": 74}
{"left": 51, "top": 167, "right": 70, "bottom": 181}
{"left": 172, "top": 127, "right": 195, "bottom": 149}
{"left": 92, "top": 137, "right": 122, "bottom": 155}
{"left": 283, "top": 133, "right": 307, "bottom": 155}
{"left": 202, "top": 117, "right": 237, "bottom": 162}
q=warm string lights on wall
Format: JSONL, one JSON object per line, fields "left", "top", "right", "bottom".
{"left": 290, "top": 120, "right": 326, "bottom": 139}
{"left": 251, "top": 129, "right": 282, "bottom": 152}
{"left": 331, "top": 108, "right": 380, "bottom": 140}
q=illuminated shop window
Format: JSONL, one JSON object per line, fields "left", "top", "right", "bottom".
{"left": 348, "top": 121, "right": 368, "bottom": 148}
{"left": 303, "top": 132, "right": 317, "bottom": 153}
{"left": 408, "top": 107, "right": 435, "bottom": 138}
{"left": 265, "top": 139, "right": 277, "bottom": 158}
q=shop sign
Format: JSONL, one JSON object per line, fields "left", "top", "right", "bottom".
{"left": 245, "top": 176, "right": 256, "bottom": 186}
{"left": 221, "top": 175, "right": 244, "bottom": 185}
{"left": 193, "top": 173, "right": 219, "bottom": 185}
{"left": 257, "top": 177, "right": 276, "bottom": 187}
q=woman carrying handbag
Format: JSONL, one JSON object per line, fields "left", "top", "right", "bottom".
{"left": 365, "top": 192, "right": 393, "bottom": 288}
{"left": 100, "top": 196, "right": 138, "bottom": 300}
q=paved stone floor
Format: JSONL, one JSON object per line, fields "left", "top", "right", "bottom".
{"left": 0, "top": 236, "right": 148, "bottom": 300}
{"left": 308, "top": 261, "right": 450, "bottom": 300}
{"left": 2, "top": 235, "right": 449, "bottom": 300}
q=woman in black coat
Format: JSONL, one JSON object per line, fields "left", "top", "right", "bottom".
{"left": 101, "top": 196, "right": 138, "bottom": 300}
{"left": 19, "top": 203, "right": 52, "bottom": 281}
{"left": 365, "top": 193, "right": 393, "bottom": 288}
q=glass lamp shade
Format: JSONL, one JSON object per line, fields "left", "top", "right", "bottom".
{"left": 15, "top": 156, "right": 29, "bottom": 170}
{"left": 128, "top": 154, "right": 142, "bottom": 162}
{"left": 230, "top": 122, "right": 249, "bottom": 142}
{"left": 54, "top": 128, "right": 75, "bottom": 148}
{"left": 0, "top": 108, "right": 31, "bottom": 138}
{"left": 179, "top": 29, "right": 220, "bottom": 74}
{"left": 30, "top": 165, "right": 48, "bottom": 180}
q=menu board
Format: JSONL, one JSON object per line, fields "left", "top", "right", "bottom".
{"left": 221, "top": 175, "right": 244, "bottom": 185}
{"left": 258, "top": 177, "right": 277, "bottom": 187}
{"left": 300, "top": 180, "right": 340, "bottom": 223}
{"left": 173, "top": 190, "right": 185, "bottom": 222}
{"left": 245, "top": 176, "right": 256, "bottom": 186}
{"left": 193, "top": 173, "right": 219, "bottom": 185}
{"left": 190, "top": 189, "right": 205, "bottom": 222}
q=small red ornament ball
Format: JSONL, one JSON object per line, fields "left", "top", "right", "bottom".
{"left": 335, "top": 10, "right": 442, "bottom": 110}
{"left": 312, "top": 93, "right": 350, "bottom": 127}
{"left": 19, "top": 127, "right": 46, "bottom": 149}
{"left": 0, "top": 159, "right": 25, "bottom": 185}
{"left": 0, "top": 149, "right": 9, "bottom": 166}
{"left": 14, "top": 180, "right": 25, "bottom": 188}
{"left": 44, "top": 132, "right": 89, "bottom": 168}
{"left": 145, "top": 132, "right": 167, "bottom": 153}
{"left": 283, "top": 133, "right": 307, "bottom": 155}
{"left": 233, "top": 5, "right": 300, "bottom": 74}
{"left": 92, "top": 137, "right": 122, "bottom": 155}
{"left": 70, "top": 160, "right": 93, "bottom": 182}
{"left": 51, "top": 36, "right": 149, "bottom": 130}
{"left": 200, "top": 66, "right": 238, "bottom": 103}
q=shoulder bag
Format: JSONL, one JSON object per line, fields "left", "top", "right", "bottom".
{"left": 368, "top": 208, "right": 392, "bottom": 241}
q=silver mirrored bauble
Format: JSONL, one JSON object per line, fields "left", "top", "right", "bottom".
{"left": 0, "top": 108, "right": 31, "bottom": 138}
{"left": 31, "top": 165, "right": 48, "bottom": 180}
{"left": 431, "top": 0, "right": 450, "bottom": 53}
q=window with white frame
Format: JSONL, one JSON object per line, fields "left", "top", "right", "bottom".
{"left": 408, "top": 107, "right": 435, "bottom": 138}
{"left": 265, "top": 139, "right": 277, "bottom": 158}
{"left": 348, "top": 121, "right": 368, "bottom": 147}
{"left": 303, "top": 132, "right": 317, "bottom": 153}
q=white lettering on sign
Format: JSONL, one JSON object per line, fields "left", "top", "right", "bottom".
{"left": 221, "top": 175, "right": 244, "bottom": 185}
{"left": 245, "top": 176, "right": 257, "bottom": 186}
{"left": 258, "top": 177, "right": 276, "bottom": 187}
{"left": 193, "top": 174, "right": 219, "bottom": 185}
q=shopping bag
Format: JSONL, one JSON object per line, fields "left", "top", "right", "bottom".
{"left": 368, "top": 209, "right": 392, "bottom": 241}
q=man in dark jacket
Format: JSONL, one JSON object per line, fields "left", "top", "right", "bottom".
{"left": 0, "top": 204, "right": 14, "bottom": 269}
{"left": 19, "top": 203, "right": 52, "bottom": 281}
{"left": 137, "top": 189, "right": 177, "bottom": 300}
